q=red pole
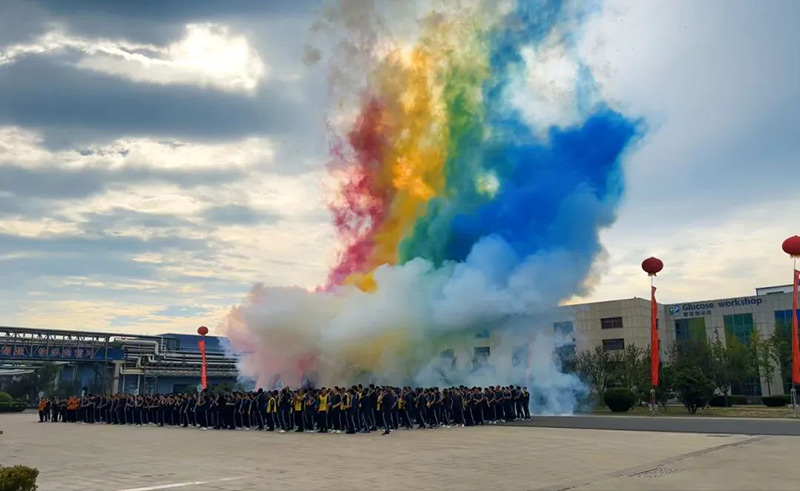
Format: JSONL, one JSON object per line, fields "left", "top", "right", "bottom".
{"left": 651, "top": 280, "right": 659, "bottom": 387}
{"left": 642, "top": 257, "right": 663, "bottom": 416}
{"left": 792, "top": 266, "right": 799, "bottom": 385}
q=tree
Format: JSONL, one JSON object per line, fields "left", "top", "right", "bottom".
{"left": 770, "top": 321, "right": 792, "bottom": 394}
{"left": 615, "top": 345, "right": 646, "bottom": 395}
{"left": 654, "top": 364, "right": 677, "bottom": 411}
{"left": 575, "top": 346, "right": 613, "bottom": 400}
{"left": 6, "top": 362, "right": 60, "bottom": 401}
{"left": 750, "top": 330, "right": 777, "bottom": 396}
{"left": 708, "top": 331, "right": 755, "bottom": 404}
{"left": 675, "top": 366, "right": 714, "bottom": 414}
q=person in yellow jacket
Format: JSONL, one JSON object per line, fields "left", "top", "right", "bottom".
{"left": 265, "top": 391, "right": 277, "bottom": 432}
{"left": 293, "top": 390, "right": 305, "bottom": 432}
{"left": 316, "top": 388, "right": 329, "bottom": 433}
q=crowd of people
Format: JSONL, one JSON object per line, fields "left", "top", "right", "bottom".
{"left": 37, "top": 385, "right": 531, "bottom": 435}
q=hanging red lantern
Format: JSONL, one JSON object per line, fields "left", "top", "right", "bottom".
{"left": 642, "top": 257, "right": 664, "bottom": 276}
{"left": 197, "top": 325, "right": 209, "bottom": 336}
{"left": 783, "top": 236, "right": 800, "bottom": 258}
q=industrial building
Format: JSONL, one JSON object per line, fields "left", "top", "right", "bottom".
{"left": 2, "top": 283, "right": 797, "bottom": 397}
{"left": 441, "top": 284, "right": 798, "bottom": 397}
{"left": 0, "top": 326, "right": 238, "bottom": 395}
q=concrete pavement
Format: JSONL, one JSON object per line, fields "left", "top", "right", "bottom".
{"left": 505, "top": 414, "right": 800, "bottom": 435}
{"left": 2, "top": 412, "right": 799, "bottom": 490}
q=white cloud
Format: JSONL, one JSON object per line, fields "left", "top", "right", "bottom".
{"left": 511, "top": 32, "right": 583, "bottom": 130}
{"left": 0, "top": 24, "right": 267, "bottom": 93}
{"left": 570, "top": 0, "right": 800, "bottom": 304}
{"left": 0, "top": 126, "right": 274, "bottom": 172}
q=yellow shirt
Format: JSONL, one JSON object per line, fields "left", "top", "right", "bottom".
{"left": 266, "top": 398, "right": 276, "bottom": 413}
{"left": 294, "top": 395, "right": 304, "bottom": 412}
{"left": 377, "top": 394, "right": 383, "bottom": 411}
{"left": 318, "top": 395, "right": 328, "bottom": 412}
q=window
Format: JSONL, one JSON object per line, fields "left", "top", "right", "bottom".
{"left": 555, "top": 344, "right": 576, "bottom": 362}
{"left": 475, "top": 330, "right": 490, "bottom": 339}
{"left": 601, "top": 317, "right": 623, "bottom": 329}
{"left": 775, "top": 310, "right": 800, "bottom": 329}
{"left": 554, "top": 321, "right": 574, "bottom": 336}
{"left": 675, "top": 318, "right": 707, "bottom": 342}
{"left": 473, "top": 346, "right": 490, "bottom": 364}
{"left": 723, "top": 313, "right": 754, "bottom": 346}
{"left": 602, "top": 338, "right": 625, "bottom": 351}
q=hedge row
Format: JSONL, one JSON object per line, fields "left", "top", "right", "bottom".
{"left": 0, "top": 465, "right": 39, "bottom": 491}
{"left": 0, "top": 402, "right": 27, "bottom": 413}
{"left": 603, "top": 388, "right": 636, "bottom": 412}
{"left": 761, "top": 395, "right": 791, "bottom": 407}
{"left": 709, "top": 395, "right": 752, "bottom": 407}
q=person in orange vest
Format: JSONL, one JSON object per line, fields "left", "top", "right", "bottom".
{"left": 38, "top": 397, "right": 48, "bottom": 422}
{"left": 66, "top": 396, "right": 79, "bottom": 422}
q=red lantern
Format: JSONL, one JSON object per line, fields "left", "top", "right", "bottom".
{"left": 783, "top": 236, "right": 800, "bottom": 258}
{"left": 197, "top": 325, "right": 209, "bottom": 336}
{"left": 642, "top": 257, "right": 664, "bottom": 276}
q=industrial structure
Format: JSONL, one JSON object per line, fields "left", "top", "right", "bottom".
{"left": 0, "top": 326, "right": 238, "bottom": 395}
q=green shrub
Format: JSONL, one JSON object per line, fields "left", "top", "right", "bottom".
{"left": 675, "top": 367, "right": 714, "bottom": 414}
{"left": 0, "top": 402, "right": 27, "bottom": 413}
{"left": 0, "top": 465, "right": 39, "bottom": 491}
{"left": 603, "top": 388, "right": 636, "bottom": 412}
{"left": 0, "top": 392, "right": 12, "bottom": 404}
{"left": 762, "top": 395, "right": 791, "bottom": 407}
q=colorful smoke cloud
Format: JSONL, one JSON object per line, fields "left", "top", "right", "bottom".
{"left": 225, "top": 0, "right": 640, "bottom": 413}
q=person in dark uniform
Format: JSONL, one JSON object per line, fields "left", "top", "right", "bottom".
{"left": 473, "top": 388, "right": 484, "bottom": 425}
{"left": 521, "top": 387, "right": 531, "bottom": 419}
{"left": 304, "top": 390, "right": 316, "bottom": 432}
{"left": 398, "top": 388, "right": 413, "bottom": 430}
{"left": 379, "top": 387, "right": 395, "bottom": 435}
{"left": 343, "top": 388, "right": 356, "bottom": 434}
{"left": 330, "top": 387, "right": 342, "bottom": 433}
{"left": 366, "top": 384, "right": 377, "bottom": 431}
{"left": 196, "top": 392, "right": 208, "bottom": 429}
{"left": 414, "top": 388, "right": 427, "bottom": 429}
{"left": 278, "top": 388, "right": 291, "bottom": 433}
{"left": 512, "top": 386, "right": 522, "bottom": 421}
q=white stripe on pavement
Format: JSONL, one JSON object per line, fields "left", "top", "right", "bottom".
{"left": 116, "top": 477, "right": 244, "bottom": 491}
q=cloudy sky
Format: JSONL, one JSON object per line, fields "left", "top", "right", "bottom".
{"left": 0, "top": 0, "right": 797, "bottom": 335}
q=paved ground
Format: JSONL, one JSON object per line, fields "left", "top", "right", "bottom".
{"left": 1, "top": 412, "right": 799, "bottom": 491}
{"left": 507, "top": 414, "right": 800, "bottom": 435}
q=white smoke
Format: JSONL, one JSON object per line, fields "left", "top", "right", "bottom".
{"left": 225, "top": 235, "right": 589, "bottom": 414}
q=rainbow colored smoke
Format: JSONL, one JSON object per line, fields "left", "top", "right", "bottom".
{"left": 227, "top": 0, "right": 640, "bottom": 409}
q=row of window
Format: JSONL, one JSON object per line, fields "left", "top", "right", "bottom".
{"left": 463, "top": 310, "right": 797, "bottom": 358}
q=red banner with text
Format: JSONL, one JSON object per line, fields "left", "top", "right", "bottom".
{"left": 198, "top": 338, "right": 208, "bottom": 390}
